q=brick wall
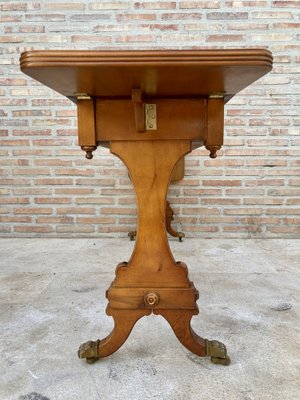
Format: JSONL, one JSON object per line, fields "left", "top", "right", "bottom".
{"left": 0, "top": 0, "right": 299, "bottom": 238}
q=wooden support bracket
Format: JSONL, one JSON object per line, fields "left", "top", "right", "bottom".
{"left": 76, "top": 94, "right": 97, "bottom": 159}
{"left": 205, "top": 96, "right": 224, "bottom": 158}
{"left": 132, "top": 88, "right": 145, "bottom": 133}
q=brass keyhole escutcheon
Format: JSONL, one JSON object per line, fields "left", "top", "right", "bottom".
{"left": 144, "top": 292, "right": 160, "bottom": 307}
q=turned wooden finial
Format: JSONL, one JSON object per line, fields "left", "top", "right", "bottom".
{"left": 81, "top": 145, "right": 97, "bottom": 159}
{"left": 206, "top": 145, "right": 221, "bottom": 159}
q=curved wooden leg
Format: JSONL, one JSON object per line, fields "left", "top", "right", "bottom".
{"left": 156, "top": 309, "right": 230, "bottom": 365}
{"left": 78, "top": 308, "right": 150, "bottom": 363}
{"left": 166, "top": 201, "right": 185, "bottom": 242}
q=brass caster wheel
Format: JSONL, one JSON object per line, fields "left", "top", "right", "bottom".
{"left": 205, "top": 339, "right": 230, "bottom": 366}
{"left": 78, "top": 339, "right": 100, "bottom": 364}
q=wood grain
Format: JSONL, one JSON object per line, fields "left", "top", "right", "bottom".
{"left": 20, "top": 49, "right": 272, "bottom": 102}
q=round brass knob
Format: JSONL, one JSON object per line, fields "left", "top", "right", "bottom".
{"left": 144, "top": 292, "right": 160, "bottom": 307}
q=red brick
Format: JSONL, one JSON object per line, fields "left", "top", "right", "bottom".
{"left": 201, "top": 198, "right": 241, "bottom": 205}
{"left": 224, "top": 208, "right": 264, "bottom": 215}
{"left": 0, "top": 226, "right": 11, "bottom": 233}
{"left": 0, "top": 178, "right": 31, "bottom": 186}
{"left": 266, "top": 208, "right": 300, "bottom": 215}
{"left": 56, "top": 207, "right": 96, "bottom": 215}
{"left": 13, "top": 129, "right": 51, "bottom": 136}
{"left": 13, "top": 149, "right": 52, "bottom": 156}
{"left": 90, "top": 2, "right": 130, "bottom": 10}
{"left": 34, "top": 159, "right": 72, "bottom": 166}
{"left": 32, "top": 99, "right": 71, "bottom": 106}
{"left": 143, "top": 23, "right": 179, "bottom": 31}
{"left": 202, "top": 179, "right": 242, "bottom": 186}
{"left": 135, "top": 2, "right": 176, "bottom": 9}
{"left": 169, "top": 197, "right": 198, "bottom": 204}
{"left": 98, "top": 226, "right": 135, "bottom": 233}
{"left": 246, "top": 159, "right": 287, "bottom": 167}
{"left": 245, "top": 179, "right": 285, "bottom": 186}
{"left": 116, "top": 34, "right": 156, "bottom": 42}
{"left": 0, "top": 78, "right": 27, "bottom": 86}
{"left": 36, "top": 216, "right": 73, "bottom": 224}
{"left": 101, "top": 207, "right": 136, "bottom": 215}
{"left": 0, "top": 216, "right": 32, "bottom": 223}
{"left": 182, "top": 225, "right": 218, "bottom": 232}
{"left": 76, "top": 178, "right": 115, "bottom": 186}
{"left": 35, "top": 178, "right": 73, "bottom": 186}
{"left": 268, "top": 188, "right": 300, "bottom": 196}
{"left": 34, "top": 197, "right": 71, "bottom": 204}
{"left": 14, "top": 226, "right": 54, "bottom": 233}
{"left": 72, "top": 35, "right": 112, "bottom": 43}
{"left": 289, "top": 179, "right": 300, "bottom": 186}
{"left": 243, "top": 198, "right": 283, "bottom": 205}
{"left": 56, "top": 225, "right": 95, "bottom": 233}
{"left": 0, "top": 35, "right": 24, "bottom": 43}
{"left": 0, "top": 3, "right": 27, "bottom": 11}
{"left": 118, "top": 197, "right": 136, "bottom": 205}
{"left": 0, "top": 16, "right": 22, "bottom": 22}
{"left": 46, "top": 3, "right": 85, "bottom": 10}
{"left": 55, "top": 188, "right": 94, "bottom": 195}
{"left": 0, "top": 99, "right": 27, "bottom": 106}
{"left": 182, "top": 208, "right": 220, "bottom": 215}
{"left": 76, "top": 217, "right": 116, "bottom": 224}
{"left": 19, "top": 26, "right": 45, "bottom": 33}
{"left": 119, "top": 217, "right": 137, "bottom": 224}
{"left": 267, "top": 226, "right": 300, "bottom": 234}
{"left": 14, "top": 207, "right": 52, "bottom": 215}
{"left": 183, "top": 188, "right": 222, "bottom": 195}
{"left": 226, "top": 1, "right": 267, "bottom": 5}
{"left": 179, "top": 1, "right": 220, "bottom": 8}
{"left": 0, "top": 139, "right": 30, "bottom": 146}
{"left": 76, "top": 197, "right": 115, "bottom": 204}
{"left": 226, "top": 188, "right": 264, "bottom": 196}
{"left": 207, "top": 12, "right": 248, "bottom": 19}
{"left": 12, "top": 168, "right": 50, "bottom": 175}
{"left": 287, "top": 199, "right": 300, "bottom": 205}
{"left": 272, "top": 1, "right": 300, "bottom": 7}
{"left": 25, "top": 14, "right": 65, "bottom": 21}
{"left": 223, "top": 225, "right": 262, "bottom": 233}
{"left": 0, "top": 197, "right": 29, "bottom": 204}
{"left": 208, "top": 32, "right": 247, "bottom": 41}
{"left": 13, "top": 188, "right": 52, "bottom": 195}
{"left": 116, "top": 13, "right": 156, "bottom": 21}
{"left": 32, "top": 139, "right": 70, "bottom": 146}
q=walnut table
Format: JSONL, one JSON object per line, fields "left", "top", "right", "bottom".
{"left": 20, "top": 49, "right": 272, "bottom": 366}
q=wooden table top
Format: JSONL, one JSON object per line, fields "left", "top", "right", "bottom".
{"left": 20, "top": 49, "right": 272, "bottom": 103}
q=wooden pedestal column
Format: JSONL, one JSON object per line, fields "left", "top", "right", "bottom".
{"left": 78, "top": 140, "right": 230, "bottom": 365}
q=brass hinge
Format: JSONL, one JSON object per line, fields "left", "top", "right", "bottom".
{"left": 209, "top": 92, "right": 225, "bottom": 99}
{"left": 74, "top": 92, "right": 91, "bottom": 100}
{"left": 145, "top": 104, "right": 157, "bottom": 130}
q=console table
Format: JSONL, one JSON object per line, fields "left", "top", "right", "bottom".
{"left": 20, "top": 49, "right": 272, "bottom": 366}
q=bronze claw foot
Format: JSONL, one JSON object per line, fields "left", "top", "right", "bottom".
{"left": 205, "top": 339, "right": 230, "bottom": 366}
{"left": 78, "top": 339, "right": 100, "bottom": 364}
